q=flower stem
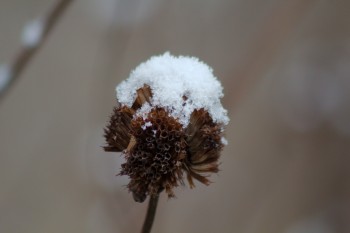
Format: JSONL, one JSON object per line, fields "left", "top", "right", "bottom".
{"left": 141, "top": 194, "right": 159, "bottom": 233}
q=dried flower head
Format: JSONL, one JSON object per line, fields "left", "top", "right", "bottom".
{"left": 104, "top": 52, "right": 229, "bottom": 202}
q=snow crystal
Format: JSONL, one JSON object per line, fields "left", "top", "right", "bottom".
{"left": 116, "top": 52, "right": 229, "bottom": 127}
{"left": 141, "top": 121, "right": 153, "bottom": 130}
{"left": 221, "top": 137, "right": 228, "bottom": 146}
{"left": 21, "top": 19, "right": 44, "bottom": 48}
{"left": 0, "top": 64, "right": 12, "bottom": 93}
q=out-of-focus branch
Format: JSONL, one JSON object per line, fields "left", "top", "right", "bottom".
{"left": 0, "top": 0, "right": 74, "bottom": 101}
{"left": 227, "top": 0, "right": 318, "bottom": 109}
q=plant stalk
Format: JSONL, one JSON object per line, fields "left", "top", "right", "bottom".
{"left": 141, "top": 194, "right": 159, "bottom": 233}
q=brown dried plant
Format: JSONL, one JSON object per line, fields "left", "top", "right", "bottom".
{"left": 104, "top": 85, "right": 224, "bottom": 203}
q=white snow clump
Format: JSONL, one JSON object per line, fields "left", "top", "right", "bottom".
{"left": 116, "top": 52, "right": 229, "bottom": 127}
{"left": 21, "top": 19, "right": 45, "bottom": 48}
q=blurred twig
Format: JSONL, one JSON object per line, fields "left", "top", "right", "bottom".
{"left": 0, "top": 0, "right": 74, "bottom": 101}
{"left": 227, "top": 0, "right": 318, "bottom": 109}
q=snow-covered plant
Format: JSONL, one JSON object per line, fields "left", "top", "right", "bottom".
{"left": 104, "top": 52, "right": 229, "bottom": 233}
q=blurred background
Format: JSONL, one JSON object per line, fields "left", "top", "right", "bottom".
{"left": 0, "top": 0, "right": 349, "bottom": 232}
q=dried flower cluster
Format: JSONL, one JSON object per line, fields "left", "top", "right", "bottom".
{"left": 104, "top": 53, "right": 228, "bottom": 202}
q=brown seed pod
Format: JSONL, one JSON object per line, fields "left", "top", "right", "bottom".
{"left": 104, "top": 85, "right": 225, "bottom": 202}
{"left": 104, "top": 53, "right": 228, "bottom": 202}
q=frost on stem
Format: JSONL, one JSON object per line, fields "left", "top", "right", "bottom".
{"left": 0, "top": 64, "right": 12, "bottom": 93}
{"left": 21, "top": 19, "right": 45, "bottom": 48}
{"left": 104, "top": 52, "right": 229, "bottom": 202}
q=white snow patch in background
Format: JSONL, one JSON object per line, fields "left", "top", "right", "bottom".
{"left": 0, "top": 64, "right": 12, "bottom": 93}
{"left": 21, "top": 19, "right": 45, "bottom": 48}
{"left": 116, "top": 52, "right": 229, "bottom": 127}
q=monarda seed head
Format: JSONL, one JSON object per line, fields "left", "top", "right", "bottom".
{"left": 104, "top": 52, "right": 229, "bottom": 202}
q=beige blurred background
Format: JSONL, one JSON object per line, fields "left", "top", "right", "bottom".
{"left": 0, "top": 0, "right": 350, "bottom": 232}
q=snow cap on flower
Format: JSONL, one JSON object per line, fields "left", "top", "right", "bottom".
{"left": 116, "top": 52, "right": 229, "bottom": 127}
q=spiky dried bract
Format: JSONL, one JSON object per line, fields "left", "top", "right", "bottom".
{"left": 104, "top": 85, "right": 225, "bottom": 202}
{"left": 185, "top": 109, "right": 223, "bottom": 188}
{"left": 104, "top": 106, "right": 133, "bottom": 152}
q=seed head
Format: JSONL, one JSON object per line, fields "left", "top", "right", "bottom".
{"left": 104, "top": 53, "right": 229, "bottom": 202}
